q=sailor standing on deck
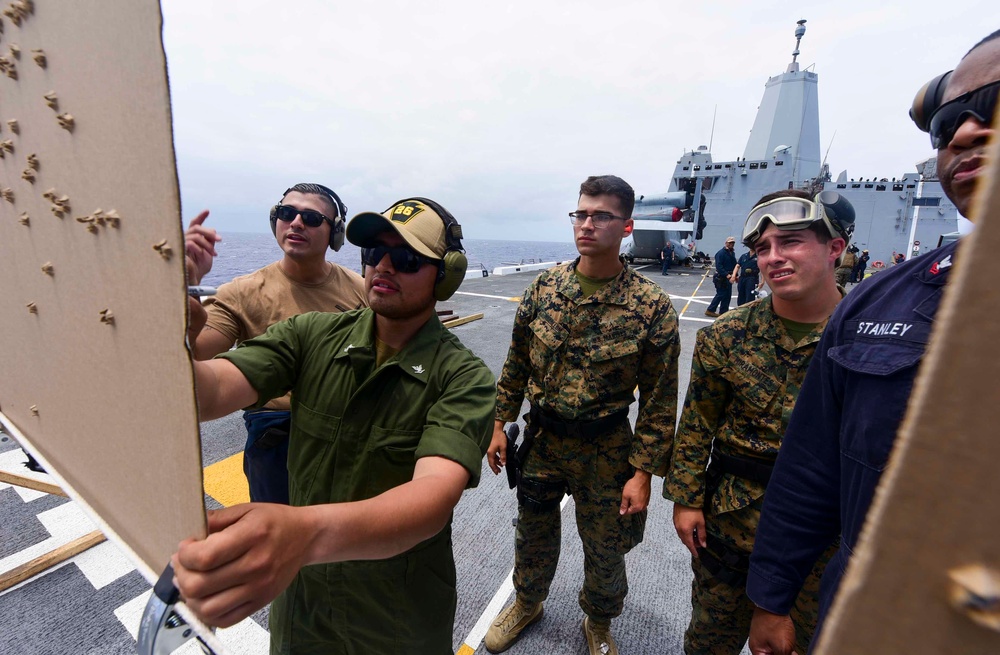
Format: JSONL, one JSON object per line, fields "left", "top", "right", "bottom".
{"left": 185, "top": 183, "right": 366, "bottom": 505}
{"left": 484, "top": 175, "right": 680, "bottom": 655}
{"left": 666, "top": 189, "right": 853, "bottom": 655}
{"left": 734, "top": 249, "right": 761, "bottom": 306}
{"left": 178, "top": 199, "right": 495, "bottom": 654}
{"left": 706, "top": 237, "right": 738, "bottom": 317}
{"left": 747, "top": 30, "right": 1000, "bottom": 655}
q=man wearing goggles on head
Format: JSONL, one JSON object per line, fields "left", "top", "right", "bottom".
{"left": 666, "top": 188, "right": 851, "bottom": 655}
{"left": 185, "top": 183, "right": 366, "bottom": 506}
{"left": 748, "top": 30, "right": 1000, "bottom": 655}
{"left": 486, "top": 175, "right": 680, "bottom": 655}
{"left": 178, "top": 198, "right": 495, "bottom": 653}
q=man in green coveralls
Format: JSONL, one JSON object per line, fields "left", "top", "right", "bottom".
{"left": 484, "top": 175, "right": 680, "bottom": 655}
{"left": 176, "top": 199, "right": 495, "bottom": 654}
{"left": 664, "top": 189, "right": 853, "bottom": 654}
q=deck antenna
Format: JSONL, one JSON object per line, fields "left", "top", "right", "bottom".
{"left": 822, "top": 130, "right": 837, "bottom": 169}
{"left": 788, "top": 19, "right": 806, "bottom": 73}
{"left": 708, "top": 104, "right": 717, "bottom": 153}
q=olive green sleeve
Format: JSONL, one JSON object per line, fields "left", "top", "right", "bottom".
{"left": 664, "top": 325, "right": 731, "bottom": 507}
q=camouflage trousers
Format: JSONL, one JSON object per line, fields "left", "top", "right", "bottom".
{"left": 513, "top": 423, "right": 646, "bottom": 621}
{"left": 684, "top": 496, "right": 834, "bottom": 655}
{"left": 835, "top": 267, "right": 852, "bottom": 286}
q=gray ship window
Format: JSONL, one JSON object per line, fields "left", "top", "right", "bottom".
{"left": 682, "top": 166, "right": 689, "bottom": 171}
{"left": 906, "top": 184, "right": 916, "bottom": 189}
{"left": 737, "top": 162, "right": 746, "bottom": 168}
{"left": 837, "top": 184, "right": 847, "bottom": 189}
{"left": 893, "top": 183, "right": 904, "bottom": 191}
{"left": 775, "top": 161, "right": 784, "bottom": 166}
{"left": 760, "top": 162, "right": 768, "bottom": 169}
{"left": 913, "top": 197, "right": 942, "bottom": 207}
{"left": 714, "top": 164, "right": 723, "bottom": 169}
{"left": 694, "top": 165, "right": 701, "bottom": 171}
{"left": 725, "top": 164, "right": 732, "bottom": 169}
{"left": 876, "top": 184, "right": 886, "bottom": 191}
{"left": 749, "top": 162, "right": 759, "bottom": 169}
{"left": 865, "top": 184, "right": 873, "bottom": 188}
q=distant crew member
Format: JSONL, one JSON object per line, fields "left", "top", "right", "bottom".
{"left": 705, "top": 237, "right": 738, "bottom": 317}
{"left": 748, "top": 30, "right": 1000, "bottom": 655}
{"left": 852, "top": 248, "right": 870, "bottom": 282}
{"left": 178, "top": 197, "right": 495, "bottom": 653}
{"left": 185, "top": 183, "right": 366, "bottom": 504}
{"left": 666, "top": 189, "right": 853, "bottom": 654}
{"left": 485, "top": 175, "right": 680, "bottom": 655}
{"left": 661, "top": 240, "right": 675, "bottom": 275}
{"left": 835, "top": 245, "right": 857, "bottom": 286}
{"left": 733, "top": 249, "right": 761, "bottom": 305}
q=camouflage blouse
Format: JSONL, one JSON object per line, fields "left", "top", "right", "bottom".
{"left": 496, "top": 258, "right": 680, "bottom": 475}
{"left": 665, "top": 295, "right": 835, "bottom": 513}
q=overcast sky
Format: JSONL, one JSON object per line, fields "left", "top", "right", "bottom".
{"left": 160, "top": 1, "right": 991, "bottom": 243}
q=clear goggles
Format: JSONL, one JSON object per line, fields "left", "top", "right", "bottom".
{"left": 742, "top": 197, "right": 833, "bottom": 247}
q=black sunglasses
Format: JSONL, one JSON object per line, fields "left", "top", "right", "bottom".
{"left": 273, "top": 204, "right": 331, "bottom": 228}
{"left": 361, "top": 244, "right": 435, "bottom": 273}
{"left": 928, "top": 80, "right": 1000, "bottom": 149}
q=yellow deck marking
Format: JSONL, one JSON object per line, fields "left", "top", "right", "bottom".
{"left": 455, "top": 645, "right": 475, "bottom": 655}
{"left": 680, "top": 270, "right": 713, "bottom": 318}
{"left": 452, "top": 291, "right": 521, "bottom": 302}
{"left": 203, "top": 452, "right": 250, "bottom": 507}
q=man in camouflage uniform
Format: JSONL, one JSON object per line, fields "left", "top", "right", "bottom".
{"left": 835, "top": 245, "right": 857, "bottom": 287}
{"left": 664, "top": 188, "right": 853, "bottom": 654}
{"left": 484, "top": 175, "right": 680, "bottom": 655}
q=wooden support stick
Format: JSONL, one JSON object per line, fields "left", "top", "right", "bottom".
{"left": 0, "top": 530, "right": 106, "bottom": 592}
{"left": 0, "top": 470, "right": 66, "bottom": 497}
{"left": 443, "top": 313, "right": 485, "bottom": 329}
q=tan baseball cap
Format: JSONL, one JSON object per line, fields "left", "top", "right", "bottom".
{"left": 725, "top": 236, "right": 736, "bottom": 244}
{"left": 347, "top": 199, "right": 447, "bottom": 260}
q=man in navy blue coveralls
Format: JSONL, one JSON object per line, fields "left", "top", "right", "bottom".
{"left": 746, "top": 32, "right": 1000, "bottom": 655}
{"left": 706, "top": 236, "right": 738, "bottom": 317}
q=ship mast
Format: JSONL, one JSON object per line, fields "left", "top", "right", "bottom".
{"left": 788, "top": 19, "right": 806, "bottom": 73}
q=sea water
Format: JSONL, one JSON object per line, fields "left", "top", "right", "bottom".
{"left": 201, "top": 233, "right": 581, "bottom": 287}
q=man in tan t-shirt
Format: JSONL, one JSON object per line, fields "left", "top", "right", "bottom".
{"left": 185, "top": 182, "right": 366, "bottom": 503}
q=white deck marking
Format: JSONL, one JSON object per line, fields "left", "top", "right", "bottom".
{"left": 117, "top": 590, "right": 270, "bottom": 653}
{"left": 75, "top": 539, "right": 136, "bottom": 590}
{"left": 0, "top": 502, "right": 95, "bottom": 575}
{"left": 458, "top": 495, "right": 572, "bottom": 654}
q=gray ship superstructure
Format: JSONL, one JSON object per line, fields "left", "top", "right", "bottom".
{"left": 629, "top": 19, "right": 958, "bottom": 266}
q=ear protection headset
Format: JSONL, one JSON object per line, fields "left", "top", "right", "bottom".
{"left": 269, "top": 184, "right": 348, "bottom": 251}
{"left": 910, "top": 70, "right": 952, "bottom": 133}
{"left": 404, "top": 197, "right": 468, "bottom": 301}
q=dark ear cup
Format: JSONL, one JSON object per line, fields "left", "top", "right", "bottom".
{"left": 816, "top": 191, "right": 856, "bottom": 239}
{"left": 407, "top": 197, "right": 468, "bottom": 301}
{"left": 910, "top": 71, "right": 953, "bottom": 133}
{"left": 269, "top": 205, "right": 279, "bottom": 236}
{"left": 314, "top": 184, "right": 347, "bottom": 251}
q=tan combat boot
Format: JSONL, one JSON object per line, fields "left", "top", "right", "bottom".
{"left": 583, "top": 616, "right": 618, "bottom": 655}
{"left": 483, "top": 598, "right": 543, "bottom": 653}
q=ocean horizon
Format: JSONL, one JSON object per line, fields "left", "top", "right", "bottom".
{"left": 201, "top": 232, "right": 588, "bottom": 287}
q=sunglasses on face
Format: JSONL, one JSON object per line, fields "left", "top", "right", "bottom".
{"left": 928, "top": 79, "right": 1000, "bottom": 149}
{"left": 273, "top": 204, "right": 331, "bottom": 228}
{"left": 361, "top": 244, "right": 435, "bottom": 274}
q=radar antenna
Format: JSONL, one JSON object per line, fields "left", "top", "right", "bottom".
{"left": 791, "top": 19, "right": 807, "bottom": 65}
